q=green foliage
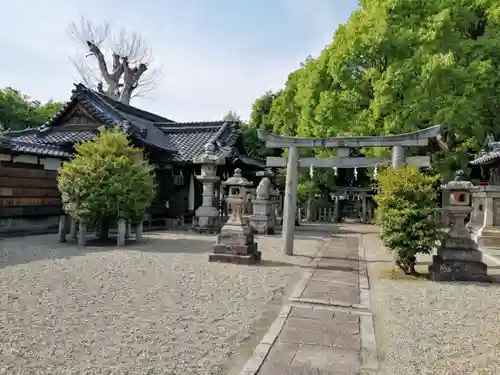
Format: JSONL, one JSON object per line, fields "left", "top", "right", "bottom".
{"left": 57, "top": 127, "right": 156, "bottom": 225}
{"left": 222, "top": 110, "right": 241, "bottom": 122}
{"left": 297, "top": 180, "right": 319, "bottom": 206}
{"left": 0, "top": 88, "right": 63, "bottom": 131}
{"left": 221, "top": 109, "right": 281, "bottom": 158}
{"left": 250, "top": 0, "right": 500, "bottom": 179}
{"left": 374, "top": 166, "right": 441, "bottom": 274}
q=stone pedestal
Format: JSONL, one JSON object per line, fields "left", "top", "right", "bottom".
{"left": 429, "top": 172, "right": 491, "bottom": 282}
{"left": 192, "top": 143, "right": 225, "bottom": 234}
{"left": 249, "top": 173, "right": 275, "bottom": 234}
{"left": 249, "top": 198, "right": 274, "bottom": 234}
{"left": 470, "top": 185, "right": 500, "bottom": 248}
{"left": 209, "top": 169, "right": 261, "bottom": 264}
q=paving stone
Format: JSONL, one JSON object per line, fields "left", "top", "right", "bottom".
{"left": 289, "top": 307, "right": 335, "bottom": 320}
{"left": 302, "top": 284, "right": 360, "bottom": 305}
{"left": 285, "top": 316, "right": 359, "bottom": 336}
{"left": 278, "top": 325, "right": 334, "bottom": 347}
{"left": 278, "top": 323, "right": 360, "bottom": 350}
{"left": 262, "top": 341, "right": 299, "bottom": 365}
{"left": 258, "top": 361, "right": 337, "bottom": 375}
{"left": 310, "top": 271, "right": 359, "bottom": 286}
{"left": 292, "top": 345, "right": 360, "bottom": 374}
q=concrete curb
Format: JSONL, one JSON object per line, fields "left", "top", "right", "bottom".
{"left": 358, "top": 235, "right": 379, "bottom": 374}
{"left": 237, "top": 305, "right": 292, "bottom": 375}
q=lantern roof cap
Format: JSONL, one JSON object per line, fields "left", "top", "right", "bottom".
{"left": 223, "top": 168, "right": 252, "bottom": 187}
{"left": 442, "top": 170, "right": 474, "bottom": 190}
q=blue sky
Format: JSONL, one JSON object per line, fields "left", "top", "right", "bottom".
{"left": 0, "top": 0, "right": 359, "bottom": 122}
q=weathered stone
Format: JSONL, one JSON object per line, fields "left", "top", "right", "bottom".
{"left": 213, "top": 242, "right": 258, "bottom": 255}
{"left": 192, "top": 143, "right": 225, "bottom": 233}
{"left": 429, "top": 255, "right": 491, "bottom": 282}
{"left": 208, "top": 251, "right": 261, "bottom": 264}
{"left": 209, "top": 169, "right": 260, "bottom": 264}
{"left": 429, "top": 171, "right": 491, "bottom": 282}
{"left": 437, "top": 248, "right": 483, "bottom": 262}
{"left": 216, "top": 232, "right": 254, "bottom": 245}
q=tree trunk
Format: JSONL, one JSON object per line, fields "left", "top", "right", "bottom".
{"left": 98, "top": 219, "right": 110, "bottom": 241}
{"left": 306, "top": 195, "right": 313, "bottom": 222}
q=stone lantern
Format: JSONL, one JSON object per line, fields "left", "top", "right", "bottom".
{"left": 192, "top": 143, "right": 225, "bottom": 233}
{"left": 429, "top": 170, "right": 491, "bottom": 282}
{"left": 210, "top": 168, "right": 261, "bottom": 264}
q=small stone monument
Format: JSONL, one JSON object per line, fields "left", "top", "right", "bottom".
{"left": 210, "top": 168, "right": 261, "bottom": 264}
{"left": 192, "top": 143, "right": 225, "bottom": 233}
{"left": 249, "top": 175, "right": 275, "bottom": 234}
{"left": 429, "top": 170, "right": 492, "bottom": 282}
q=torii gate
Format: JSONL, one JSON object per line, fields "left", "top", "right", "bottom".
{"left": 257, "top": 125, "right": 442, "bottom": 255}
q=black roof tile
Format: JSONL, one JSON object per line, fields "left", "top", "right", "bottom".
{"left": 0, "top": 85, "right": 266, "bottom": 168}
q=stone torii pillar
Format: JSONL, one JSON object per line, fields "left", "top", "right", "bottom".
{"left": 283, "top": 146, "right": 299, "bottom": 255}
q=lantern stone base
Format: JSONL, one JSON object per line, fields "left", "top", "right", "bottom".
{"left": 209, "top": 231, "right": 261, "bottom": 264}
{"left": 249, "top": 215, "right": 275, "bottom": 235}
{"left": 249, "top": 198, "right": 275, "bottom": 235}
{"left": 192, "top": 209, "right": 221, "bottom": 234}
{"left": 477, "top": 227, "right": 500, "bottom": 249}
{"left": 429, "top": 247, "right": 492, "bottom": 283}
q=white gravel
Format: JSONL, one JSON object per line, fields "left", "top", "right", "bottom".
{"left": 362, "top": 231, "right": 500, "bottom": 375}
{"left": 0, "top": 230, "right": 327, "bottom": 375}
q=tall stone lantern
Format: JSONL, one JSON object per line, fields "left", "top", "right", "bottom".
{"left": 210, "top": 168, "right": 261, "bottom": 264}
{"left": 193, "top": 143, "right": 225, "bottom": 233}
{"left": 429, "top": 170, "right": 491, "bottom": 282}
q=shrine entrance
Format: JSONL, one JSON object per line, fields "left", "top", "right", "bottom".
{"left": 258, "top": 125, "right": 441, "bottom": 255}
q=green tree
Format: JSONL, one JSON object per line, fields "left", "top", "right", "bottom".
{"left": 0, "top": 88, "right": 63, "bottom": 131}
{"left": 254, "top": 0, "right": 500, "bottom": 179}
{"left": 57, "top": 127, "right": 156, "bottom": 240}
{"left": 249, "top": 90, "right": 281, "bottom": 129}
{"left": 222, "top": 110, "right": 241, "bottom": 122}
{"left": 374, "top": 166, "right": 441, "bottom": 275}
{"left": 297, "top": 179, "right": 320, "bottom": 221}
{"left": 221, "top": 109, "right": 281, "bottom": 158}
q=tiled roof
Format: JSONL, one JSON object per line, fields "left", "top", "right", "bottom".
{"left": 470, "top": 142, "right": 500, "bottom": 166}
{"left": 0, "top": 133, "right": 71, "bottom": 157}
{"left": 0, "top": 85, "right": 266, "bottom": 168}
{"left": 157, "top": 121, "right": 241, "bottom": 162}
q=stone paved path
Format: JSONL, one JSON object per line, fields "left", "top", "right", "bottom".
{"left": 239, "top": 235, "right": 377, "bottom": 375}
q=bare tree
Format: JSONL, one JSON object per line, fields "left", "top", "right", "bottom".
{"left": 68, "top": 16, "right": 161, "bottom": 104}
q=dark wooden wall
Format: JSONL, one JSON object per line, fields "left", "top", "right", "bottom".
{"left": 0, "top": 162, "right": 62, "bottom": 218}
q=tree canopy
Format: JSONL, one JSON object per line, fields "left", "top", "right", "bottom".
{"left": 249, "top": 0, "right": 500, "bottom": 179}
{"left": 0, "top": 88, "right": 63, "bottom": 131}
{"left": 58, "top": 127, "right": 156, "bottom": 235}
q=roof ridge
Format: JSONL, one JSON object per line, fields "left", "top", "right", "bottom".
{"left": 74, "top": 83, "right": 173, "bottom": 123}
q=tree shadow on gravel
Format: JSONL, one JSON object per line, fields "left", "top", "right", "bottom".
{"left": 0, "top": 231, "right": 217, "bottom": 269}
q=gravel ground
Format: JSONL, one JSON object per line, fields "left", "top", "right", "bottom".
{"left": 0, "top": 229, "right": 328, "bottom": 375}
{"left": 362, "top": 230, "right": 500, "bottom": 375}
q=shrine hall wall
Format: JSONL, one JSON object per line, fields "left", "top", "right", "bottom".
{"left": 0, "top": 153, "right": 63, "bottom": 236}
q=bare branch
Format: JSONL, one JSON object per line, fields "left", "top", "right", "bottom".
{"left": 68, "top": 15, "right": 110, "bottom": 50}
{"left": 69, "top": 54, "right": 100, "bottom": 88}
{"left": 110, "top": 29, "right": 152, "bottom": 64}
{"left": 68, "top": 15, "right": 161, "bottom": 104}
{"left": 132, "top": 65, "right": 163, "bottom": 99}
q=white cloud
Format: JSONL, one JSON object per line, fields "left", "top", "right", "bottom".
{"left": 0, "top": 0, "right": 346, "bottom": 122}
